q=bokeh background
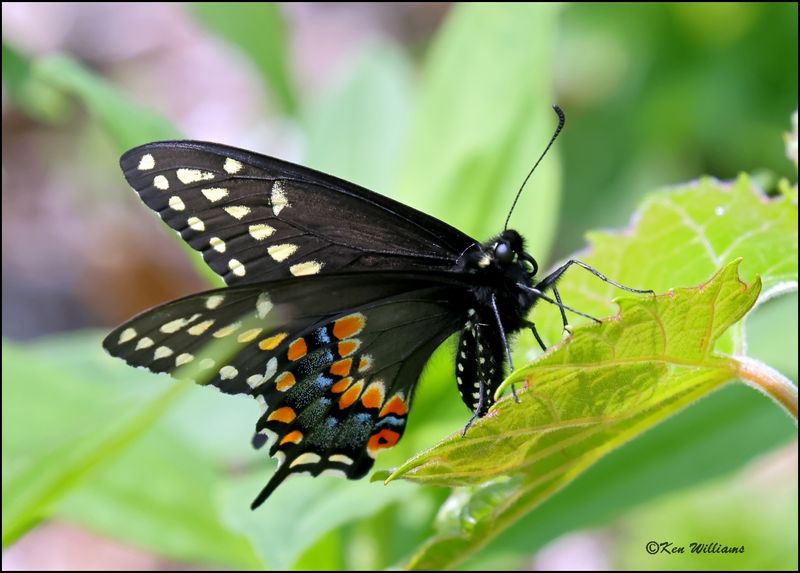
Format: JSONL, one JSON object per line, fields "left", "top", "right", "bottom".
{"left": 2, "top": 2, "right": 797, "bottom": 570}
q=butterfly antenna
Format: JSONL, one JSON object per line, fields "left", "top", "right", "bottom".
{"left": 504, "top": 104, "right": 566, "bottom": 230}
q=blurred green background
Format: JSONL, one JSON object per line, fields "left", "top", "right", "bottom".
{"left": 2, "top": 2, "right": 797, "bottom": 570}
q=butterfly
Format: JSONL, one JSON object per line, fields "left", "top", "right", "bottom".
{"left": 103, "top": 106, "right": 650, "bottom": 509}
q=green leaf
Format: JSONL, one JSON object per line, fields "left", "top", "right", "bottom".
{"left": 219, "top": 471, "right": 414, "bottom": 570}
{"left": 304, "top": 40, "right": 414, "bottom": 193}
{"left": 2, "top": 333, "right": 260, "bottom": 567}
{"left": 27, "top": 54, "right": 221, "bottom": 287}
{"left": 190, "top": 2, "right": 298, "bottom": 115}
{"left": 389, "top": 261, "right": 770, "bottom": 568}
{"left": 395, "top": 3, "right": 562, "bottom": 252}
{"left": 532, "top": 175, "right": 798, "bottom": 353}
{"left": 1, "top": 42, "right": 70, "bottom": 123}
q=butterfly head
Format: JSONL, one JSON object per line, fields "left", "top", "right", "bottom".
{"left": 486, "top": 229, "right": 538, "bottom": 277}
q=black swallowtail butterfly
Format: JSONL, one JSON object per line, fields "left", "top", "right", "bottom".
{"left": 103, "top": 106, "right": 650, "bottom": 508}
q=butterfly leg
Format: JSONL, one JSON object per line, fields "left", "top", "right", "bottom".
{"left": 490, "top": 292, "right": 520, "bottom": 403}
{"left": 535, "top": 259, "right": 654, "bottom": 296}
{"left": 523, "top": 319, "right": 548, "bottom": 352}
{"left": 461, "top": 378, "right": 485, "bottom": 436}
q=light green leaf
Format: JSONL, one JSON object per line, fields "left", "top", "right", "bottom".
{"left": 532, "top": 175, "right": 797, "bottom": 353}
{"left": 395, "top": 3, "right": 562, "bottom": 252}
{"left": 390, "top": 261, "right": 784, "bottom": 568}
{"left": 304, "top": 40, "right": 414, "bottom": 193}
{"left": 190, "top": 2, "right": 298, "bottom": 115}
{"left": 1, "top": 42, "right": 70, "bottom": 123}
{"left": 219, "top": 471, "right": 414, "bottom": 570}
{"left": 1, "top": 333, "right": 260, "bottom": 567}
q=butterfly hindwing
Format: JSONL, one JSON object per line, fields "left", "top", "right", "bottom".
{"left": 103, "top": 272, "right": 464, "bottom": 506}
{"left": 121, "top": 141, "right": 475, "bottom": 285}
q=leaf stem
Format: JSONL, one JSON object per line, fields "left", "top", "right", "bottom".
{"left": 732, "top": 355, "right": 798, "bottom": 421}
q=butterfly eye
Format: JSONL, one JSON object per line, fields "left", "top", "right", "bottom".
{"left": 494, "top": 241, "right": 514, "bottom": 264}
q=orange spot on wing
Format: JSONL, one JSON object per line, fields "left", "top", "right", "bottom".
{"left": 338, "top": 379, "right": 364, "bottom": 409}
{"left": 358, "top": 355, "right": 372, "bottom": 371}
{"left": 280, "top": 430, "right": 303, "bottom": 445}
{"left": 333, "top": 313, "right": 365, "bottom": 339}
{"left": 329, "top": 358, "right": 352, "bottom": 377}
{"left": 287, "top": 338, "right": 307, "bottom": 361}
{"left": 275, "top": 372, "right": 296, "bottom": 391}
{"left": 337, "top": 340, "right": 359, "bottom": 357}
{"left": 331, "top": 376, "right": 353, "bottom": 394}
{"left": 379, "top": 395, "right": 407, "bottom": 417}
{"left": 259, "top": 332, "right": 287, "bottom": 351}
{"left": 367, "top": 429, "right": 400, "bottom": 456}
{"left": 361, "top": 382, "right": 385, "bottom": 410}
{"left": 267, "top": 407, "right": 296, "bottom": 424}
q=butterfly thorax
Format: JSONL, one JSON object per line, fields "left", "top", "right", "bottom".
{"left": 454, "top": 229, "right": 537, "bottom": 414}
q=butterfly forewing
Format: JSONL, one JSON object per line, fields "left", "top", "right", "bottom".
{"left": 103, "top": 272, "right": 463, "bottom": 506}
{"left": 121, "top": 141, "right": 474, "bottom": 285}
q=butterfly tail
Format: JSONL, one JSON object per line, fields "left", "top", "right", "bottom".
{"left": 251, "top": 463, "right": 293, "bottom": 509}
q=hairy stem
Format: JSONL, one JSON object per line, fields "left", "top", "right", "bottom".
{"left": 732, "top": 355, "right": 798, "bottom": 421}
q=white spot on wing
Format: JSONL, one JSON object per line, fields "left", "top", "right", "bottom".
{"left": 267, "top": 243, "right": 298, "bottom": 262}
{"left": 188, "top": 319, "right": 215, "bottom": 335}
{"left": 199, "top": 358, "right": 215, "bottom": 370}
{"left": 154, "top": 346, "right": 173, "bottom": 360}
{"left": 264, "top": 357, "right": 277, "bottom": 380}
{"left": 177, "top": 168, "right": 214, "bottom": 184}
{"left": 290, "top": 453, "right": 321, "bottom": 468}
{"left": 249, "top": 224, "right": 275, "bottom": 241}
{"left": 224, "top": 205, "right": 251, "bottom": 220}
{"left": 256, "top": 292, "right": 273, "bottom": 319}
{"left": 290, "top": 260, "right": 323, "bottom": 276}
{"left": 209, "top": 237, "right": 226, "bottom": 253}
{"left": 206, "top": 295, "right": 225, "bottom": 309}
{"left": 138, "top": 154, "right": 155, "bottom": 170}
{"left": 229, "top": 258, "right": 246, "bottom": 277}
{"left": 187, "top": 217, "right": 205, "bottom": 231}
{"left": 329, "top": 454, "right": 354, "bottom": 465}
{"left": 175, "top": 353, "right": 194, "bottom": 367}
{"left": 135, "top": 337, "right": 154, "bottom": 350}
{"left": 271, "top": 181, "right": 289, "bottom": 215}
{"left": 224, "top": 158, "right": 242, "bottom": 174}
{"left": 201, "top": 187, "right": 228, "bottom": 202}
{"left": 160, "top": 317, "right": 188, "bottom": 334}
{"left": 168, "top": 196, "right": 185, "bottom": 211}
{"left": 118, "top": 328, "right": 136, "bottom": 344}
{"left": 153, "top": 175, "right": 169, "bottom": 190}
{"left": 219, "top": 365, "right": 238, "bottom": 380}
{"left": 247, "top": 374, "right": 263, "bottom": 388}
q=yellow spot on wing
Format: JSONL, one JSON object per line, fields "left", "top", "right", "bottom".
{"left": 153, "top": 175, "right": 169, "bottom": 190}
{"left": 206, "top": 295, "right": 225, "bottom": 309}
{"left": 224, "top": 158, "right": 243, "bottom": 174}
{"left": 177, "top": 168, "right": 214, "bottom": 184}
{"left": 187, "top": 216, "right": 205, "bottom": 231}
{"left": 237, "top": 328, "right": 262, "bottom": 343}
{"left": 290, "top": 452, "right": 321, "bottom": 467}
{"left": 213, "top": 322, "right": 241, "bottom": 338}
{"left": 228, "top": 258, "right": 246, "bottom": 277}
{"left": 188, "top": 319, "right": 215, "bottom": 335}
{"left": 249, "top": 224, "right": 275, "bottom": 241}
{"left": 168, "top": 196, "right": 185, "bottom": 211}
{"left": 259, "top": 333, "right": 287, "bottom": 350}
{"left": 160, "top": 318, "right": 188, "bottom": 334}
{"left": 135, "top": 337, "right": 154, "bottom": 350}
{"left": 271, "top": 181, "right": 289, "bottom": 215}
{"left": 219, "top": 365, "right": 238, "bottom": 380}
{"left": 154, "top": 346, "right": 173, "bottom": 360}
{"left": 267, "top": 243, "right": 298, "bottom": 262}
{"left": 256, "top": 292, "right": 273, "bottom": 319}
{"left": 209, "top": 237, "right": 226, "bottom": 253}
{"left": 138, "top": 154, "right": 155, "bottom": 170}
{"left": 175, "top": 353, "right": 194, "bottom": 366}
{"left": 224, "top": 205, "right": 251, "bottom": 220}
{"left": 290, "top": 260, "right": 323, "bottom": 276}
{"left": 329, "top": 454, "right": 354, "bottom": 465}
{"left": 201, "top": 187, "right": 228, "bottom": 202}
{"left": 118, "top": 328, "right": 136, "bottom": 344}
